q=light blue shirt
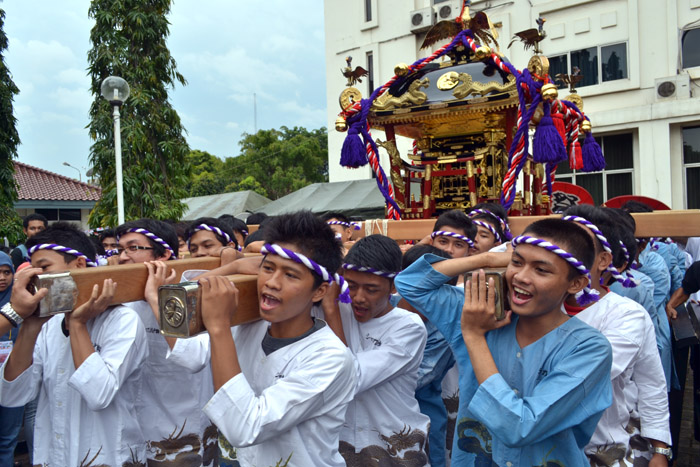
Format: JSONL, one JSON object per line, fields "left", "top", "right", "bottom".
{"left": 395, "top": 254, "right": 613, "bottom": 467}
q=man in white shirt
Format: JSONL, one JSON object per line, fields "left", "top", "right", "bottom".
{"left": 563, "top": 206, "right": 671, "bottom": 466}
{"left": 115, "top": 218, "right": 219, "bottom": 465}
{"left": 172, "top": 211, "right": 357, "bottom": 467}
{"left": 0, "top": 222, "right": 149, "bottom": 466}
{"left": 323, "top": 234, "right": 430, "bottom": 465}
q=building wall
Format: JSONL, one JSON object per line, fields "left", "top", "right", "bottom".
{"left": 325, "top": 0, "right": 700, "bottom": 209}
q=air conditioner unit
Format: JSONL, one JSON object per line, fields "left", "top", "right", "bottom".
{"left": 434, "top": 0, "right": 462, "bottom": 22}
{"left": 410, "top": 7, "right": 434, "bottom": 34}
{"left": 655, "top": 74, "right": 691, "bottom": 101}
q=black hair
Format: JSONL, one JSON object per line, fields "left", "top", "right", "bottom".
{"left": 244, "top": 229, "right": 265, "bottom": 247}
{"left": 115, "top": 218, "right": 179, "bottom": 259}
{"left": 246, "top": 212, "right": 268, "bottom": 226}
{"left": 26, "top": 221, "right": 97, "bottom": 265}
{"left": 402, "top": 244, "right": 458, "bottom": 286}
{"left": 217, "top": 214, "right": 236, "bottom": 231}
{"left": 563, "top": 204, "right": 622, "bottom": 262}
{"left": 185, "top": 217, "right": 237, "bottom": 249}
{"left": 263, "top": 210, "right": 343, "bottom": 288}
{"left": 522, "top": 218, "right": 596, "bottom": 279}
{"left": 621, "top": 200, "right": 653, "bottom": 213}
{"left": 98, "top": 229, "right": 116, "bottom": 243}
{"left": 23, "top": 213, "right": 48, "bottom": 229}
{"left": 433, "top": 210, "right": 476, "bottom": 239}
{"left": 469, "top": 203, "right": 508, "bottom": 242}
{"left": 321, "top": 211, "right": 350, "bottom": 225}
{"left": 344, "top": 235, "right": 402, "bottom": 281}
{"left": 175, "top": 221, "right": 190, "bottom": 241}
{"left": 230, "top": 217, "right": 249, "bottom": 239}
{"left": 90, "top": 235, "right": 106, "bottom": 256}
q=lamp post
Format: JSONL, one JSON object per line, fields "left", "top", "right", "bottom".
{"left": 62, "top": 162, "right": 82, "bottom": 181}
{"left": 100, "top": 76, "right": 130, "bottom": 226}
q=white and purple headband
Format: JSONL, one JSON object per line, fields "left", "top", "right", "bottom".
{"left": 190, "top": 224, "right": 233, "bottom": 246}
{"left": 472, "top": 220, "right": 501, "bottom": 243}
{"left": 119, "top": 228, "right": 177, "bottom": 259}
{"left": 562, "top": 216, "right": 637, "bottom": 288}
{"left": 327, "top": 220, "right": 361, "bottom": 230}
{"left": 261, "top": 243, "right": 351, "bottom": 303}
{"left": 468, "top": 209, "right": 512, "bottom": 240}
{"left": 28, "top": 244, "right": 98, "bottom": 267}
{"left": 342, "top": 262, "right": 398, "bottom": 279}
{"left": 511, "top": 235, "right": 600, "bottom": 306}
{"left": 431, "top": 230, "right": 475, "bottom": 248}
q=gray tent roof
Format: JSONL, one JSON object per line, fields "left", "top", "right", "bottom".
{"left": 181, "top": 190, "right": 272, "bottom": 220}
{"left": 256, "top": 179, "right": 386, "bottom": 219}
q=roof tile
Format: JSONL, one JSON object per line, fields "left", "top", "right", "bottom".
{"left": 14, "top": 161, "right": 101, "bottom": 202}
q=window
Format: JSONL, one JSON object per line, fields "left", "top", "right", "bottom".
{"left": 34, "top": 208, "right": 82, "bottom": 222}
{"left": 364, "top": 0, "right": 372, "bottom": 22}
{"left": 683, "top": 126, "right": 700, "bottom": 209}
{"left": 366, "top": 51, "right": 374, "bottom": 95}
{"left": 682, "top": 28, "right": 700, "bottom": 69}
{"left": 555, "top": 133, "right": 634, "bottom": 205}
{"left": 548, "top": 42, "right": 627, "bottom": 88}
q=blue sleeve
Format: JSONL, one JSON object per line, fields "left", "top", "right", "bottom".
{"left": 641, "top": 252, "right": 671, "bottom": 308}
{"left": 394, "top": 254, "right": 465, "bottom": 347}
{"left": 468, "top": 333, "right": 613, "bottom": 448}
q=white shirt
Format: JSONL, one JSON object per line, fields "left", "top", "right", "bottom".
{"left": 0, "top": 306, "right": 149, "bottom": 466}
{"left": 574, "top": 292, "right": 671, "bottom": 456}
{"left": 336, "top": 304, "right": 431, "bottom": 463}
{"left": 126, "top": 300, "right": 217, "bottom": 466}
{"left": 170, "top": 320, "right": 357, "bottom": 467}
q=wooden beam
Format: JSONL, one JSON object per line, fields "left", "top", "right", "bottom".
{"left": 247, "top": 210, "right": 700, "bottom": 240}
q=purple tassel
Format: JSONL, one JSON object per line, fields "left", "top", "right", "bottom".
{"left": 582, "top": 130, "right": 605, "bottom": 172}
{"left": 339, "top": 290, "right": 352, "bottom": 304}
{"left": 532, "top": 102, "right": 567, "bottom": 164}
{"left": 340, "top": 124, "right": 368, "bottom": 168}
{"left": 576, "top": 287, "right": 600, "bottom": 306}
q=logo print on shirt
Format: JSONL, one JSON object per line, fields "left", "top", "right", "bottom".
{"left": 364, "top": 333, "right": 382, "bottom": 347}
{"left": 92, "top": 343, "right": 102, "bottom": 353}
{"left": 274, "top": 373, "right": 285, "bottom": 380}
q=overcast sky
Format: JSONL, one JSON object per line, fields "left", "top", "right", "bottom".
{"left": 3, "top": 0, "right": 326, "bottom": 181}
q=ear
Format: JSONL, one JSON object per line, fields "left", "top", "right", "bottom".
{"left": 74, "top": 256, "right": 87, "bottom": 269}
{"left": 595, "top": 251, "right": 612, "bottom": 274}
{"left": 156, "top": 250, "right": 172, "bottom": 261}
{"left": 390, "top": 280, "right": 396, "bottom": 295}
{"left": 311, "top": 282, "right": 329, "bottom": 303}
{"left": 226, "top": 241, "right": 236, "bottom": 248}
{"left": 566, "top": 274, "right": 589, "bottom": 295}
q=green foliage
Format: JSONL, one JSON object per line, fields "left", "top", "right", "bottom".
{"left": 87, "top": 0, "right": 190, "bottom": 227}
{"left": 0, "top": 9, "right": 21, "bottom": 233}
{"left": 0, "top": 204, "right": 22, "bottom": 246}
{"left": 184, "top": 126, "right": 328, "bottom": 201}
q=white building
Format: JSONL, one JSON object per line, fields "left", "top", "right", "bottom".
{"left": 324, "top": 0, "right": 700, "bottom": 209}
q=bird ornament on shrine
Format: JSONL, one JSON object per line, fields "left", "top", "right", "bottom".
{"left": 341, "top": 56, "right": 369, "bottom": 87}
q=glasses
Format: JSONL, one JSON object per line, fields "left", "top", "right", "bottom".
{"left": 116, "top": 245, "right": 155, "bottom": 255}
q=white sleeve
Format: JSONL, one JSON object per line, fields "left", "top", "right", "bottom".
{"left": 599, "top": 308, "right": 646, "bottom": 380}
{"left": 0, "top": 328, "right": 46, "bottom": 407}
{"left": 203, "top": 344, "right": 355, "bottom": 447}
{"left": 351, "top": 316, "right": 427, "bottom": 395}
{"left": 68, "top": 307, "right": 148, "bottom": 411}
{"left": 166, "top": 332, "right": 212, "bottom": 373}
{"left": 632, "top": 318, "right": 672, "bottom": 445}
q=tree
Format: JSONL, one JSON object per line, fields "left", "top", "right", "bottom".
{"left": 87, "top": 0, "right": 190, "bottom": 227}
{"left": 0, "top": 9, "right": 22, "bottom": 245}
{"left": 223, "top": 126, "right": 328, "bottom": 200}
{"left": 185, "top": 150, "right": 227, "bottom": 197}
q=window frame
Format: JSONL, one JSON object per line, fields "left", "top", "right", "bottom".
{"left": 548, "top": 41, "right": 629, "bottom": 89}
{"left": 682, "top": 125, "right": 700, "bottom": 209}
{"left": 554, "top": 132, "right": 635, "bottom": 204}
{"left": 681, "top": 27, "right": 700, "bottom": 70}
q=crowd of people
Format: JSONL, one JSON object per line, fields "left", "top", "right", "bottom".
{"left": 0, "top": 202, "right": 698, "bottom": 467}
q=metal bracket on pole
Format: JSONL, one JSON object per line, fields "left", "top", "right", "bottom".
{"left": 31, "top": 272, "right": 78, "bottom": 317}
{"left": 158, "top": 281, "right": 203, "bottom": 338}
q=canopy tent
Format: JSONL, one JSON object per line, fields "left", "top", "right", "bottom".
{"left": 256, "top": 179, "right": 386, "bottom": 219}
{"left": 181, "top": 190, "right": 272, "bottom": 220}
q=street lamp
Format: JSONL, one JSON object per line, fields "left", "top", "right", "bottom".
{"left": 100, "top": 76, "right": 130, "bottom": 226}
{"left": 62, "top": 162, "right": 81, "bottom": 181}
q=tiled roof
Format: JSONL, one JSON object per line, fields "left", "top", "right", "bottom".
{"left": 14, "top": 161, "right": 101, "bottom": 202}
